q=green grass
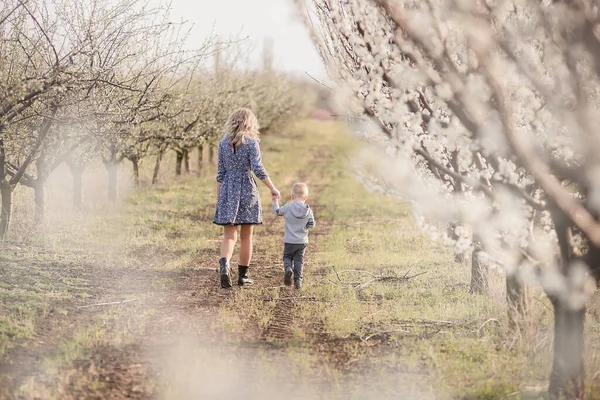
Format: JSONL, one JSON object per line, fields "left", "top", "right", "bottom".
{"left": 0, "top": 151, "right": 221, "bottom": 396}
{"left": 0, "top": 248, "right": 95, "bottom": 358}
{"left": 217, "top": 120, "right": 600, "bottom": 399}
{"left": 2, "top": 119, "right": 600, "bottom": 399}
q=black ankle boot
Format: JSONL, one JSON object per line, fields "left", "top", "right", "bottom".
{"left": 238, "top": 265, "right": 254, "bottom": 286}
{"left": 219, "top": 258, "right": 232, "bottom": 288}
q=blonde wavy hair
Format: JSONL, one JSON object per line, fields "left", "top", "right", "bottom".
{"left": 224, "top": 108, "right": 260, "bottom": 151}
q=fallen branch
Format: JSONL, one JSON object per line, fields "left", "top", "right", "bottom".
{"left": 383, "top": 322, "right": 454, "bottom": 329}
{"left": 279, "top": 296, "right": 317, "bottom": 301}
{"left": 419, "top": 318, "right": 457, "bottom": 326}
{"left": 356, "top": 270, "right": 428, "bottom": 291}
{"left": 361, "top": 318, "right": 458, "bottom": 330}
{"left": 331, "top": 268, "right": 427, "bottom": 289}
{"left": 476, "top": 318, "right": 500, "bottom": 336}
{"left": 332, "top": 265, "right": 343, "bottom": 283}
{"left": 361, "top": 329, "right": 410, "bottom": 343}
{"left": 77, "top": 299, "right": 137, "bottom": 309}
{"left": 260, "top": 296, "right": 319, "bottom": 302}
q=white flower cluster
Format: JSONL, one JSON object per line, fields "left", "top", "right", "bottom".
{"left": 302, "top": 0, "right": 600, "bottom": 306}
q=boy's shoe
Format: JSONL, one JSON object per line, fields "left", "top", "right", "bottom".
{"left": 219, "top": 258, "right": 232, "bottom": 288}
{"left": 284, "top": 268, "right": 293, "bottom": 286}
{"left": 294, "top": 279, "right": 302, "bottom": 290}
{"left": 238, "top": 265, "right": 254, "bottom": 286}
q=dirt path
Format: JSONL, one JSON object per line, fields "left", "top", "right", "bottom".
{"left": 57, "top": 206, "right": 336, "bottom": 399}
{"left": 1, "top": 123, "right": 449, "bottom": 400}
{"left": 1, "top": 244, "right": 286, "bottom": 398}
{"left": 0, "top": 140, "right": 349, "bottom": 400}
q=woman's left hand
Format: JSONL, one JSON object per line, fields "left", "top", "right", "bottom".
{"left": 271, "top": 188, "right": 280, "bottom": 201}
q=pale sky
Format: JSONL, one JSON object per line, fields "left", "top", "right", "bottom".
{"left": 167, "top": 0, "right": 328, "bottom": 79}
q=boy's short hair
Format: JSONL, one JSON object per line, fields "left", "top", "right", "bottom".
{"left": 292, "top": 182, "right": 309, "bottom": 197}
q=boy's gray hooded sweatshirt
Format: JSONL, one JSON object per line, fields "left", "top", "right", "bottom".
{"left": 273, "top": 200, "right": 315, "bottom": 244}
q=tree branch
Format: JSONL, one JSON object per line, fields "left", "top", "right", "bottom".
{"left": 9, "top": 105, "right": 58, "bottom": 185}
{"left": 481, "top": 58, "right": 600, "bottom": 246}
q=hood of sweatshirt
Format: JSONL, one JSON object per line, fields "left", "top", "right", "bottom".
{"left": 289, "top": 201, "right": 311, "bottom": 219}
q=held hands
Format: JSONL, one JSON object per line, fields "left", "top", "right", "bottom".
{"left": 271, "top": 188, "right": 280, "bottom": 202}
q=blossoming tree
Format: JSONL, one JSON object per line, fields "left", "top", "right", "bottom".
{"left": 299, "top": 0, "right": 600, "bottom": 397}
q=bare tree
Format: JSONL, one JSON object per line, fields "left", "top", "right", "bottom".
{"left": 0, "top": 103, "right": 59, "bottom": 234}
{"left": 0, "top": 0, "right": 81, "bottom": 235}
{"left": 66, "top": 0, "right": 213, "bottom": 199}
{"left": 0, "top": 0, "right": 315, "bottom": 235}
{"left": 0, "top": 0, "right": 218, "bottom": 231}
{"left": 143, "top": 39, "right": 316, "bottom": 182}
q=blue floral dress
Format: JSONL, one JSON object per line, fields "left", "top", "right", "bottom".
{"left": 213, "top": 137, "right": 269, "bottom": 225}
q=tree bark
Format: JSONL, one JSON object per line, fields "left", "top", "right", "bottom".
{"left": 209, "top": 144, "right": 216, "bottom": 165}
{"left": 69, "top": 162, "right": 84, "bottom": 210}
{"left": 470, "top": 245, "right": 488, "bottom": 294}
{"left": 506, "top": 274, "right": 527, "bottom": 329}
{"left": 183, "top": 148, "right": 190, "bottom": 174}
{"left": 131, "top": 157, "right": 140, "bottom": 187}
{"left": 0, "top": 180, "right": 12, "bottom": 238}
{"left": 548, "top": 208, "right": 585, "bottom": 399}
{"left": 106, "top": 162, "right": 118, "bottom": 202}
{"left": 197, "top": 144, "right": 204, "bottom": 171}
{"left": 175, "top": 150, "right": 183, "bottom": 176}
{"left": 153, "top": 149, "right": 164, "bottom": 185}
{"left": 548, "top": 299, "right": 585, "bottom": 400}
{"left": 0, "top": 138, "right": 11, "bottom": 238}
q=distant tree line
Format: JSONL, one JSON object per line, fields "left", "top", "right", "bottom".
{"left": 0, "top": 0, "right": 315, "bottom": 237}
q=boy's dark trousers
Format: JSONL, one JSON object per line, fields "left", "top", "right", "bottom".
{"left": 283, "top": 243, "right": 307, "bottom": 287}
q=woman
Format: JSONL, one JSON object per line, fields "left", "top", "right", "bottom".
{"left": 213, "top": 108, "right": 280, "bottom": 288}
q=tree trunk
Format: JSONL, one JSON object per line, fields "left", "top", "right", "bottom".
{"left": 175, "top": 150, "right": 183, "bottom": 176}
{"left": 548, "top": 208, "right": 585, "bottom": 399}
{"left": 131, "top": 157, "right": 140, "bottom": 187}
{"left": 198, "top": 144, "right": 204, "bottom": 171}
{"left": 153, "top": 150, "right": 164, "bottom": 185}
{"left": 506, "top": 274, "right": 527, "bottom": 329}
{"left": 209, "top": 144, "right": 216, "bottom": 165}
{"left": 470, "top": 246, "right": 488, "bottom": 294}
{"left": 69, "top": 163, "right": 84, "bottom": 210}
{"left": 106, "top": 162, "right": 118, "bottom": 202}
{"left": 34, "top": 181, "right": 45, "bottom": 225}
{"left": 0, "top": 180, "right": 12, "bottom": 238}
{"left": 0, "top": 137, "right": 10, "bottom": 238}
{"left": 183, "top": 149, "right": 190, "bottom": 174}
{"left": 548, "top": 299, "right": 585, "bottom": 399}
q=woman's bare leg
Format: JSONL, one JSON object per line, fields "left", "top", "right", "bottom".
{"left": 239, "top": 225, "right": 254, "bottom": 266}
{"left": 238, "top": 225, "right": 254, "bottom": 285}
{"left": 219, "top": 225, "right": 238, "bottom": 288}
{"left": 221, "top": 225, "right": 238, "bottom": 259}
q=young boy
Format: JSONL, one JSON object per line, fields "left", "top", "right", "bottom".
{"left": 273, "top": 182, "right": 316, "bottom": 289}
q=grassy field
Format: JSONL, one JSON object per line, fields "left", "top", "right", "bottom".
{"left": 1, "top": 119, "right": 600, "bottom": 399}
